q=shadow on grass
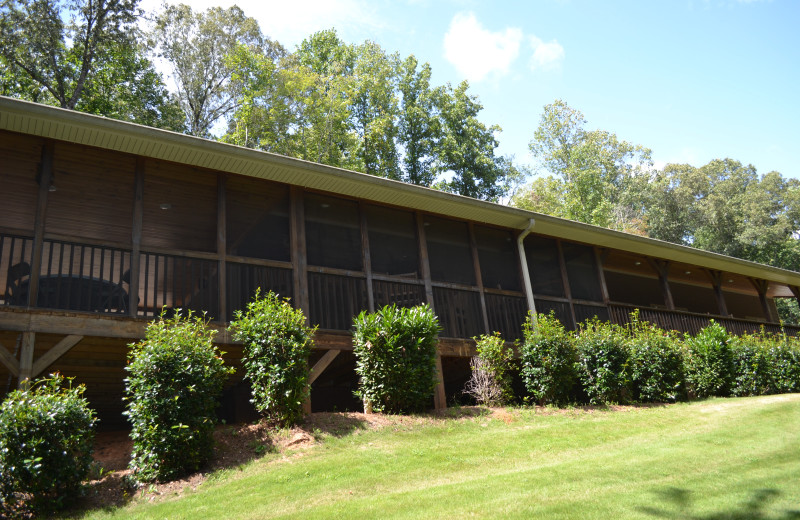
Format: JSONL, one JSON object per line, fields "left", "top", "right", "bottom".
{"left": 302, "top": 412, "right": 371, "bottom": 438}
{"left": 639, "top": 487, "right": 800, "bottom": 519}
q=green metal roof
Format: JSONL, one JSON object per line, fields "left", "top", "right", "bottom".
{"left": 2, "top": 95, "right": 799, "bottom": 295}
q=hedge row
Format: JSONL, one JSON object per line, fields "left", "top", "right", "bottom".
{"left": 518, "top": 311, "right": 800, "bottom": 406}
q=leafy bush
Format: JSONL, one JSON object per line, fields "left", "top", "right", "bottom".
{"left": 520, "top": 312, "right": 578, "bottom": 406}
{"left": 626, "top": 312, "right": 685, "bottom": 403}
{"left": 730, "top": 332, "right": 775, "bottom": 397}
{"left": 353, "top": 304, "right": 440, "bottom": 414}
{"left": 769, "top": 336, "right": 800, "bottom": 393}
{"left": 575, "top": 318, "right": 630, "bottom": 405}
{"left": 0, "top": 374, "right": 96, "bottom": 517}
{"left": 125, "top": 311, "right": 234, "bottom": 483}
{"left": 465, "top": 332, "right": 515, "bottom": 406}
{"left": 229, "top": 290, "right": 316, "bottom": 426}
{"left": 684, "top": 321, "right": 734, "bottom": 399}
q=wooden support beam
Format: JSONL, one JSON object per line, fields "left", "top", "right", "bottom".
{"left": 359, "top": 203, "right": 375, "bottom": 313}
{"left": 129, "top": 157, "right": 144, "bottom": 318}
{"left": 556, "top": 240, "right": 577, "bottom": 328}
{"left": 18, "top": 331, "right": 35, "bottom": 388}
{"left": 290, "top": 187, "right": 310, "bottom": 320}
{"left": 415, "top": 212, "right": 435, "bottom": 311}
{"left": 217, "top": 173, "right": 227, "bottom": 322}
{"left": 750, "top": 278, "right": 777, "bottom": 322}
{"left": 29, "top": 140, "right": 55, "bottom": 308}
{"left": 468, "top": 223, "right": 490, "bottom": 335}
{"left": 0, "top": 340, "right": 19, "bottom": 378}
{"left": 433, "top": 353, "right": 446, "bottom": 410}
{"left": 308, "top": 349, "right": 341, "bottom": 386}
{"left": 648, "top": 258, "right": 675, "bottom": 311}
{"left": 30, "top": 335, "right": 83, "bottom": 379}
{"left": 705, "top": 269, "right": 729, "bottom": 316}
{"left": 594, "top": 248, "right": 610, "bottom": 305}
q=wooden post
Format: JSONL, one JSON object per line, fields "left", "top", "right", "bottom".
{"left": 706, "top": 269, "right": 729, "bottom": 316}
{"left": 290, "top": 187, "right": 310, "bottom": 319}
{"left": 359, "top": 203, "right": 375, "bottom": 313}
{"left": 29, "top": 140, "right": 55, "bottom": 308}
{"left": 594, "top": 248, "right": 610, "bottom": 305}
{"left": 415, "top": 212, "right": 435, "bottom": 309}
{"left": 433, "top": 353, "right": 447, "bottom": 410}
{"left": 217, "top": 173, "right": 227, "bottom": 322}
{"left": 415, "top": 212, "right": 446, "bottom": 410}
{"left": 468, "top": 223, "right": 490, "bottom": 334}
{"left": 18, "top": 332, "right": 35, "bottom": 389}
{"left": 556, "top": 240, "right": 577, "bottom": 328}
{"left": 129, "top": 157, "right": 144, "bottom": 318}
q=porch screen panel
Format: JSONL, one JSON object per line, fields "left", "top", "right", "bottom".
{"left": 723, "top": 291, "right": 766, "bottom": 320}
{"left": 308, "top": 272, "right": 368, "bottom": 330}
{"left": 605, "top": 271, "right": 663, "bottom": 308}
{"left": 365, "top": 205, "right": 419, "bottom": 278}
{"left": 0, "top": 234, "right": 35, "bottom": 307}
{"left": 142, "top": 160, "right": 217, "bottom": 253}
{"left": 424, "top": 216, "right": 475, "bottom": 285}
{"left": 305, "top": 194, "right": 362, "bottom": 270}
{"left": 485, "top": 293, "right": 527, "bottom": 340}
{"left": 0, "top": 130, "right": 41, "bottom": 233}
{"left": 670, "top": 281, "right": 718, "bottom": 315}
{"left": 432, "top": 287, "right": 483, "bottom": 338}
{"left": 524, "top": 236, "right": 564, "bottom": 297}
{"left": 372, "top": 280, "right": 426, "bottom": 309}
{"left": 47, "top": 142, "right": 135, "bottom": 245}
{"left": 574, "top": 303, "right": 609, "bottom": 325}
{"left": 562, "top": 243, "right": 602, "bottom": 302}
{"left": 475, "top": 226, "right": 521, "bottom": 291}
{"left": 137, "top": 253, "right": 219, "bottom": 319}
{"left": 534, "top": 298, "right": 574, "bottom": 330}
{"left": 226, "top": 176, "right": 290, "bottom": 262}
{"left": 226, "top": 263, "right": 293, "bottom": 321}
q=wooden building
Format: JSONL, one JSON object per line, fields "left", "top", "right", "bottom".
{"left": 2, "top": 97, "right": 800, "bottom": 427}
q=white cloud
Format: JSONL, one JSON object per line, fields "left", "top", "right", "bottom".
{"left": 139, "top": 0, "right": 383, "bottom": 49}
{"left": 443, "top": 12, "right": 523, "bottom": 83}
{"left": 529, "top": 35, "right": 564, "bottom": 72}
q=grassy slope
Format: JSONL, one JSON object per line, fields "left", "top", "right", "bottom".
{"left": 84, "top": 395, "right": 800, "bottom": 519}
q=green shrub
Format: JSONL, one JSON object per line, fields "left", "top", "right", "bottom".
{"left": 684, "top": 321, "right": 734, "bottom": 399}
{"left": 730, "top": 332, "right": 774, "bottom": 397}
{"left": 769, "top": 336, "right": 800, "bottom": 393}
{"left": 229, "top": 290, "right": 316, "bottom": 426}
{"left": 627, "top": 312, "right": 685, "bottom": 403}
{"left": 353, "top": 304, "right": 440, "bottom": 414}
{"left": 575, "top": 318, "right": 630, "bottom": 405}
{"left": 465, "top": 332, "right": 515, "bottom": 406}
{"left": 125, "top": 310, "right": 234, "bottom": 483}
{"left": 0, "top": 374, "right": 96, "bottom": 517}
{"left": 520, "top": 312, "right": 578, "bottom": 406}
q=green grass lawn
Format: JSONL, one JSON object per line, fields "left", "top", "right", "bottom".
{"left": 82, "top": 395, "right": 800, "bottom": 519}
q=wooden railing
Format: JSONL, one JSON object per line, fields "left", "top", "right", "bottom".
{"left": 485, "top": 292, "right": 527, "bottom": 340}
{"left": 226, "top": 262, "right": 293, "bottom": 322}
{"left": 608, "top": 303, "right": 800, "bottom": 337}
{"left": 308, "top": 272, "right": 368, "bottom": 331}
{"left": 138, "top": 251, "right": 219, "bottom": 319}
{"left": 433, "top": 287, "right": 484, "bottom": 339}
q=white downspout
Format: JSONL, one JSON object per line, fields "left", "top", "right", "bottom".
{"left": 517, "top": 218, "right": 537, "bottom": 326}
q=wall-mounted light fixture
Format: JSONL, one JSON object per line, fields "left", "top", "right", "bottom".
{"left": 160, "top": 203, "right": 172, "bottom": 210}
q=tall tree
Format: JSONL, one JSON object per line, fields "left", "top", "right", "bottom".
{"left": 435, "top": 81, "right": 511, "bottom": 201}
{"left": 350, "top": 41, "right": 400, "bottom": 178}
{"left": 0, "top": 0, "right": 139, "bottom": 109}
{"left": 397, "top": 55, "right": 440, "bottom": 187}
{"left": 515, "top": 100, "right": 652, "bottom": 232}
{"left": 151, "top": 3, "right": 264, "bottom": 136}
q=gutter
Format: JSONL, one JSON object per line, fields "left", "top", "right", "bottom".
{"left": 517, "top": 218, "right": 537, "bottom": 325}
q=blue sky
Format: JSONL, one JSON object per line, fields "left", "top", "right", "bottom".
{"left": 142, "top": 0, "right": 800, "bottom": 179}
